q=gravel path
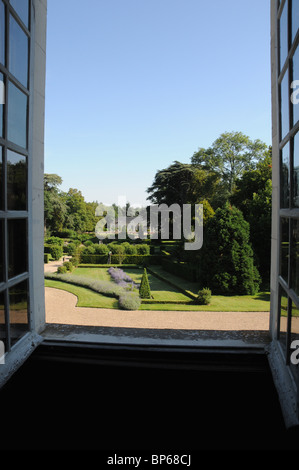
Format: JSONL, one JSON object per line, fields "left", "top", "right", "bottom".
{"left": 44, "top": 259, "right": 270, "bottom": 331}
{"left": 45, "top": 286, "right": 270, "bottom": 331}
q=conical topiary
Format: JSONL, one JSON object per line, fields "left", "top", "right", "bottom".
{"left": 139, "top": 268, "right": 151, "bottom": 299}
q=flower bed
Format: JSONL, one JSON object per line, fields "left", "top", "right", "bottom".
{"left": 108, "top": 267, "right": 139, "bottom": 290}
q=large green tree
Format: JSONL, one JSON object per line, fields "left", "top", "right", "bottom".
{"left": 231, "top": 147, "right": 272, "bottom": 285}
{"left": 199, "top": 203, "right": 261, "bottom": 295}
{"left": 44, "top": 174, "right": 67, "bottom": 234}
{"left": 191, "top": 131, "right": 268, "bottom": 194}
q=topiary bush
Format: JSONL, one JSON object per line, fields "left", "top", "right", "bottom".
{"left": 139, "top": 268, "right": 151, "bottom": 299}
{"left": 57, "top": 265, "right": 67, "bottom": 274}
{"left": 197, "top": 288, "right": 212, "bottom": 305}
{"left": 49, "top": 244, "right": 63, "bottom": 261}
{"left": 63, "top": 261, "right": 74, "bottom": 272}
{"left": 118, "top": 292, "right": 141, "bottom": 310}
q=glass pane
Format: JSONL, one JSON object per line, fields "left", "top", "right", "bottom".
{"left": 7, "top": 150, "right": 27, "bottom": 210}
{"left": 0, "top": 146, "right": 3, "bottom": 210}
{"left": 0, "top": 220, "right": 3, "bottom": 283}
{"left": 8, "top": 218, "right": 27, "bottom": 278}
{"left": 292, "top": 0, "right": 299, "bottom": 43}
{"left": 280, "top": 1, "right": 288, "bottom": 71}
{"left": 291, "top": 219, "right": 299, "bottom": 296}
{"left": 0, "top": 291, "right": 5, "bottom": 349}
{"left": 10, "top": 0, "right": 29, "bottom": 28}
{"left": 280, "top": 69, "right": 289, "bottom": 140}
{"left": 9, "top": 15, "right": 29, "bottom": 88}
{"left": 281, "top": 142, "right": 290, "bottom": 207}
{"left": 9, "top": 280, "right": 29, "bottom": 346}
{"left": 0, "top": 72, "right": 4, "bottom": 138}
{"left": 293, "top": 132, "right": 299, "bottom": 207}
{"left": 0, "top": 1, "right": 5, "bottom": 66}
{"left": 292, "top": 45, "right": 299, "bottom": 127}
{"left": 280, "top": 217, "right": 289, "bottom": 284}
{"left": 279, "top": 286, "right": 288, "bottom": 356}
{"left": 7, "top": 81, "right": 28, "bottom": 148}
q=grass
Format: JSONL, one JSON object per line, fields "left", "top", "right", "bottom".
{"left": 45, "top": 265, "right": 271, "bottom": 312}
{"left": 44, "top": 279, "right": 118, "bottom": 308}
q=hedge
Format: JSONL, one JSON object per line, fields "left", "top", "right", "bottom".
{"left": 161, "top": 258, "right": 197, "bottom": 282}
{"left": 80, "top": 254, "right": 162, "bottom": 265}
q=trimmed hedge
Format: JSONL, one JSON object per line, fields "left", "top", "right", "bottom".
{"left": 80, "top": 254, "right": 162, "bottom": 265}
{"left": 141, "top": 299, "right": 193, "bottom": 305}
{"left": 161, "top": 258, "right": 197, "bottom": 282}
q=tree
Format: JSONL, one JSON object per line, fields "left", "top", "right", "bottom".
{"left": 200, "top": 204, "right": 261, "bottom": 295}
{"left": 44, "top": 174, "right": 67, "bottom": 234}
{"left": 146, "top": 161, "right": 197, "bottom": 206}
{"left": 63, "top": 188, "right": 88, "bottom": 233}
{"left": 231, "top": 147, "right": 272, "bottom": 285}
{"left": 139, "top": 268, "right": 151, "bottom": 299}
{"left": 191, "top": 131, "right": 268, "bottom": 194}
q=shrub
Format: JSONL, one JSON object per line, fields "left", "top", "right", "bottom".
{"left": 44, "top": 253, "right": 50, "bottom": 263}
{"left": 45, "top": 236, "right": 64, "bottom": 247}
{"left": 63, "top": 261, "right": 74, "bottom": 272}
{"left": 122, "top": 243, "right": 137, "bottom": 255}
{"left": 49, "top": 244, "right": 63, "bottom": 261}
{"left": 66, "top": 242, "right": 80, "bottom": 255}
{"left": 118, "top": 292, "right": 141, "bottom": 310}
{"left": 57, "top": 265, "right": 67, "bottom": 274}
{"left": 139, "top": 268, "right": 151, "bottom": 299}
{"left": 94, "top": 243, "right": 109, "bottom": 255}
{"left": 197, "top": 288, "right": 212, "bottom": 305}
{"left": 136, "top": 244, "right": 150, "bottom": 255}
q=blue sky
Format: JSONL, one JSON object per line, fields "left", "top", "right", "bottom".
{"left": 44, "top": 0, "right": 271, "bottom": 206}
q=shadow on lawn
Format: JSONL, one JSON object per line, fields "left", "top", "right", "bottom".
{"left": 252, "top": 292, "right": 270, "bottom": 302}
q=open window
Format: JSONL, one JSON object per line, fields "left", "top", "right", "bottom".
{"left": 0, "top": 0, "right": 299, "bottom": 437}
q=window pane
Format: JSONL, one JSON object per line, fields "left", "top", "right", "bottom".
{"left": 10, "top": 0, "right": 29, "bottom": 28}
{"left": 0, "top": 72, "right": 4, "bottom": 138}
{"left": 0, "top": 146, "right": 3, "bottom": 210}
{"left": 281, "top": 142, "right": 290, "bottom": 207}
{"left": 7, "top": 150, "right": 27, "bottom": 210}
{"left": 293, "top": 132, "right": 299, "bottom": 207}
{"left": 280, "top": 1, "right": 288, "bottom": 71}
{"left": 0, "top": 220, "right": 3, "bottom": 283}
{"left": 292, "top": 44, "right": 299, "bottom": 127}
{"left": 9, "top": 280, "right": 29, "bottom": 346}
{"left": 7, "top": 81, "right": 28, "bottom": 148}
{"left": 0, "top": 1, "right": 5, "bottom": 66}
{"left": 0, "top": 291, "right": 5, "bottom": 349}
{"left": 9, "top": 15, "right": 29, "bottom": 88}
{"left": 280, "top": 217, "right": 289, "bottom": 283}
{"left": 279, "top": 286, "right": 288, "bottom": 356}
{"left": 8, "top": 219, "right": 27, "bottom": 278}
{"left": 292, "top": 0, "right": 299, "bottom": 43}
{"left": 291, "top": 219, "right": 299, "bottom": 296}
{"left": 280, "top": 70, "right": 289, "bottom": 140}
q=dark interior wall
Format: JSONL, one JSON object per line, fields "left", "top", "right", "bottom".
{"left": 0, "top": 343, "right": 298, "bottom": 452}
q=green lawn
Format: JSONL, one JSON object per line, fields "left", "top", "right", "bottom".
{"left": 45, "top": 265, "right": 271, "bottom": 312}
{"left": 45, "top": 279, "right": 118, "bottom": 308}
